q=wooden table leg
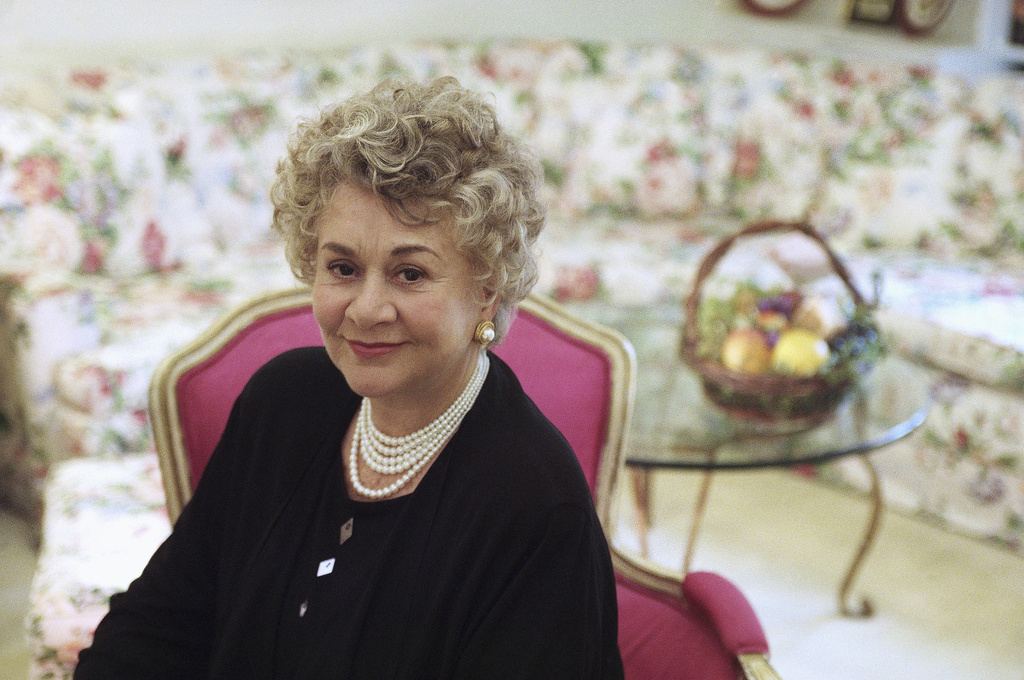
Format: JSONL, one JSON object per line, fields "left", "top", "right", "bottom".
{"left": 838, "top": 454, "right": 883, "bottom": 617}
{"left": 683, "top": 468, "right": 714, "bottom": 575}
{"left": 630, "top": 468, "right": 652, "bottom": 558}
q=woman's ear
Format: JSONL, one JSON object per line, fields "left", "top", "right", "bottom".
{"left": 477, "top": 286, "right": 497, "bottom": 319}
{"left": 481, "top": 290, "right": 500, "bottom": 321}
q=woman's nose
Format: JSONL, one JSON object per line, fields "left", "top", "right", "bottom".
{"left": 346, "top": 277, "right": 397, "bottom": 328}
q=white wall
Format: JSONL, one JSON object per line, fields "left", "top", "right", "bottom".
{"left": 0, "top": 0, "right": 999, "bottom": 73}
{"left": 0, "top": 0, "right": 723, "bottom": 65}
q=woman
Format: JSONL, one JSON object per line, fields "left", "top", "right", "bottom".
{"left": 75, "top": 77, "right": 624, "bottom": 679}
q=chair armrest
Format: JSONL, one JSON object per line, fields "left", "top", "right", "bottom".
{"left": 682, "top": 571, "right": 768, "bottom": 655}
{"left": 683, "top": 571, "right": 783, "bottom": 680}
{"left": 612, "top": 549, "right": 784, "bottom": 680}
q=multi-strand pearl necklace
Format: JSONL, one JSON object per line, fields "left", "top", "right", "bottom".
{"left": 349, "top": 351, "right": 490, "bottom": 499}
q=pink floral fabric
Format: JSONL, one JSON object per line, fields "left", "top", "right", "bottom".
{"left": 0, "top": 39, "right": 1019, "bottom": 539}
{"left": 1, "top": 41, "right": 1024, "bottom": 674}
{"left": 26, "top": 454, "right": 169, "bottom": 680}
{"left": 8, "top": 253, "right": 296, "bottom": 512}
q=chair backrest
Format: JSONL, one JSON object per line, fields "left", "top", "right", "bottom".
{"left": 150, "top": 288, "right": 635, "bottom": 527}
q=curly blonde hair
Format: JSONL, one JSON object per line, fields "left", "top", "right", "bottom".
{"left": 270, "top": 76, "right": 545, "bottom": 343}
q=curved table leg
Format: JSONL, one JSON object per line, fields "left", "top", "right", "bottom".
{"left": 683, "top": 468, "right": 715, "bottom": 575}
{"left": 630, "top": 469, "right": 652, "bottom": 558}
{"left": 839, "top": 454, "right": 883, "bottom": 617}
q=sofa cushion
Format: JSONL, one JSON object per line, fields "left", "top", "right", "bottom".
{"left": 26, "top": 454, "right": 169, "bottom": 679}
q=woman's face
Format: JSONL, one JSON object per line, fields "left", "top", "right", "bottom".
{"left": 312, "top": 183, "right": 495, "bottom": 427}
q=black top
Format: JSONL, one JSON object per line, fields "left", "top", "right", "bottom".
{"left": 75, "top": 347, "right": 624, "bottom": 680}
{"left": 273, "top": 454, "right": 409, "bottom": 676}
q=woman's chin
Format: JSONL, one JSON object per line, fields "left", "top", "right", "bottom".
{"left": 344, "top": 378, "right": 397, "bottom": 401}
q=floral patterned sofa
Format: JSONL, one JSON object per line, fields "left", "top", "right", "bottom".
{"left": 2, "top": 41, "right": 1022, "bottom": 677}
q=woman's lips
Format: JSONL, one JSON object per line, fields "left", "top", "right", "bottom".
{"left": 347, "top": 340, "right": 403, "bottom": 359}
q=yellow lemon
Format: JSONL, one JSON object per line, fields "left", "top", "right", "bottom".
{"left": 771, "top": 328, "right": 829, "bottom": 376}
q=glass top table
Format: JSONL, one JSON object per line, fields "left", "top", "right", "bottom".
{"left": 625, "top": 353, "right": 933, "bottom": 471}
{"left": 622, "top": 352, "right": 933, "bottom": 616}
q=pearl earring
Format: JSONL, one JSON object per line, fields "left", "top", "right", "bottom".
{"left": 474, "top": 321, "right": 496, "bottom": 346}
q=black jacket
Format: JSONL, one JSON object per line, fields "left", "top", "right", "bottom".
{"left": 76, "top": 347, "right": 623, "bottom": 679}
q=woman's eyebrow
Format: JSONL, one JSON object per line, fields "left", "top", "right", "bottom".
{"left": 319, "top": 242, "right": 354, "bottom": 256}
{"left": 390, "top": 244, "right": 441, "bottom": 260}
{"left": 319, "top": 242, "right": 441, "bottom": 260}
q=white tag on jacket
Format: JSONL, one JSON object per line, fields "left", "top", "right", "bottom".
{"left": 317, "top": 558, "right": 335, "bottom": 577}
{"left": 340, "top": 517, "right": 354, "bottom": 546}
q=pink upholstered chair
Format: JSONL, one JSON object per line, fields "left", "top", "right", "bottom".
{"left": 150, "top": 288, "right": 781, "bottom": 680}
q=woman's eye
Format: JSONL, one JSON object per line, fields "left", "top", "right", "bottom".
{"left": 329, "top": 262, "right": 356, "bottom": 277}
{"left": 399, "top": 268, "right": 424, "bottom": 283}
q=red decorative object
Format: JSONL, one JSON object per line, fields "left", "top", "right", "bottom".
{"left": 894, "top": 0, "right": 956, "bottom": 36}
{"left": 1010, "top": 0, "right": 1024, "bottom": 45}
{"left": 738, "top": 0, "right": 813, "bottom": 17}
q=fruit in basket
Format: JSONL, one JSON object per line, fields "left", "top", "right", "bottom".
{"left": 756, "top": 290, "right": 802, "bottom": 317}
{"left": 755, "top": 309, "right": 789, "bottom": 335}
{"left": 792, "top": 295, "right": 846, "bottom": 340}
{"left": 827, "top": 318, "right": 882, "bottom": 373}
{"left": 770, "top": 328, "right": 830, "bottom": 376}
{"left": 683, "top": 222, "right": 887, "bottom": 423}
{"left": 721, "top": 328, "right": 772, "bottom": 374}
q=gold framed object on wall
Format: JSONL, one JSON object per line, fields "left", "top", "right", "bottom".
{"left": 847, "top": 0, "right": 896, "bottom": 24}
{"left": 894, "top": 0, "right": 956, "bottom": 36}
{"left": 1011, "top": 0, "right": 1024, "bottom": 45}
{"left": 738, "top": 0, "right": 813, "bottom": 17}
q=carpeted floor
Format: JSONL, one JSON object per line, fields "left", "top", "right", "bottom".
{"left": 1, "top": 468, "right": 1022, "bottom": 679}
{"left": 612, "top": 468, "right": 1024, "bottom": 680}
{"left": 0, "top": 509, "right": 35, "bottom": 679}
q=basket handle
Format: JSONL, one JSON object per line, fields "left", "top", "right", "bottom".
{"left": 682, "top": 220, "right": 871, "bottom": 355}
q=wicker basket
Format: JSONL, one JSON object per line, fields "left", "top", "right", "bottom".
{"left": 680, "top": 220, "right": 878, "bottom": 427}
